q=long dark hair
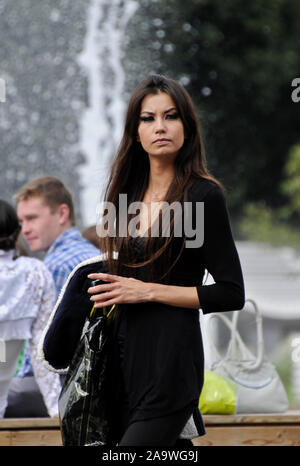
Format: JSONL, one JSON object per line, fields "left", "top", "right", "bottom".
{"left": 99, "top": 74, "right": 222, "bottom": 280}
{"left": 0, "top": 199, "right": 21, "bottom": 251}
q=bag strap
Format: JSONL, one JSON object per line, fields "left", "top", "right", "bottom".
{"left": 90, "top": 303, "right": 116, "bottom": 319}
{"left": 206, "top": 312, "right": 246, "bottom": 364}
{"left": 206, "top": 299, "right": 264, "bottom": 370}
{"left": 229, "top": 299, "right": 264, "bottom": 369}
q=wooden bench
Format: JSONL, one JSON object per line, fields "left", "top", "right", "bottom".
{"left": 1, "top": 411, "right": 299, "bottom": 446}
{"left": 0, "top": 418, "right": 62, "bottom": 446}
{"left": 195, "top": 410, "right": 300, "bottom": 446}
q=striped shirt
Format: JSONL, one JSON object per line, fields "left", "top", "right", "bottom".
{"left": 17, "top": 227, "right": 99, "bottom": 378}
{"left": 44, "top": 227, "right": 99, "bottom": 297}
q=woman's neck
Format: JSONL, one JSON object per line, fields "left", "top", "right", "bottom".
{"left": 146, "top": 160, "right": 175, "bottom": 200}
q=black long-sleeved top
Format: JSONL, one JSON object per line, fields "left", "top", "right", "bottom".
{"left": 41, "top": 178, "right": 244, "bottom": 440}
{"left": 113, "top": 179, "right": 244, "bottom": 424}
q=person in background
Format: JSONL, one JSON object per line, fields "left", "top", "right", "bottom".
{"left": 15, "top": 176, "right": 100, "bottom": 298}
{"left": 81, "top": 225, "right": 99, "bottom": 249}
{"left": 0, "top": 199, "right": 60, "bottom": 418}
{"left": 5, "top": 176, "right": 99, "bottom": 417}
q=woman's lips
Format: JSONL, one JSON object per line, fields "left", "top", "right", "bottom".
{"left": 153, "top": 138, "right": 170, "bottom": 145}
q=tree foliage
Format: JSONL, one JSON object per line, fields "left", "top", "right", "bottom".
{"left": 125, "top": 0, "right": 300, "bottom": 216}
{"left": 281, "top": 144, "right": 300, "bottom": 214}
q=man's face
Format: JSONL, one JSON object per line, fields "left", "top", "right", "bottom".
{"left": 17, "top": 196, "right": 63, "bottom": 252}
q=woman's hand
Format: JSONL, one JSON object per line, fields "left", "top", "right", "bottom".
{"left": 87, "top": 272, "right": 200, "bottom": 310}
{"left": 87, "top": 273, "right": 152, "bottom": 308}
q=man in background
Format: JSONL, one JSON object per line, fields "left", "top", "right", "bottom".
{"left": 4, "top": 176, "right": 99, "bottom": 417}
{"left": 16, "top": 175, "right": 99, "bottom": 296}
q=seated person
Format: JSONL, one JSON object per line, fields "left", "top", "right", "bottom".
{"left": 0, "top": 199, "right": 60, "bottom": 418}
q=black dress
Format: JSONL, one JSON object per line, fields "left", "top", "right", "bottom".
{"left": 111, "top": 179, "right": 245, "bottom": 436}
{"left": 41, "top": 178, "right": 245, "bottom": 442}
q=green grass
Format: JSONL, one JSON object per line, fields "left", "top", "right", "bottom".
{"left": 237, "top": 202, "right": 300, "bottom": 249}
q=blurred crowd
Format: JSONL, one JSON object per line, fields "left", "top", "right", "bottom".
{"left": 0, "top": 176, "right": 100, "bottom": 418}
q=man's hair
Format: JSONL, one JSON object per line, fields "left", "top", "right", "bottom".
{"left": 14, "top": 176, "right": 76, "bottom": 225}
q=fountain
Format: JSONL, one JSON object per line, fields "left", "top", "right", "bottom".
{"left": 0, "top": 0, "right": 138, "bottom": 227}
{"left": 77, "top": 0, "right": 138, "bottom": 227}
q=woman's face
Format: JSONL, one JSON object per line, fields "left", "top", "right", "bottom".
{"left": 137, "top": 92, "right": 185, "bottom": 162}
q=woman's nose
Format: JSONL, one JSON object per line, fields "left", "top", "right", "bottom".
{"left": 154, "top": 117, "right": 166, "bottom": 133}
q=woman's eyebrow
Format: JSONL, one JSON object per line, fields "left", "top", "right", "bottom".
{"left": 164, "top": 107, "right": 177, "bottom": 114}
{"left": 140, "top": 107, "right": 177, "bottom": 115}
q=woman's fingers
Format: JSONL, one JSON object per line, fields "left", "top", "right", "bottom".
{"left": 87, "top": 281, "right": 114, "bottom": 294}
{"left": 91, "top": 291, "right": 118, "bottom": 308}
{"left": 87, "top": 272, "right": 118, "bottom": 282}
{"left": 87, "top": 273, "right": 118, "bottom": 295}
{"left": 93, "top": 297, "right": 119, "bottom": 308}
{"left": 86, "top": 272, "right": 149, "bottom": 307}
{"left": 87, "top": 274, "right": 119, "bottom": 307}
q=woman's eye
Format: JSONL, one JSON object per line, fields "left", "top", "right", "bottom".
{"left": 139, "top": 113, "right": 179, "bottom": 122}
{"left": 166, "top": 112, "right": 179, "bottom": 120}
{"left": 140, "top": 116, "right": 154, "bottom": 122}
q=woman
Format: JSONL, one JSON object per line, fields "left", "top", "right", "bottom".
{"left": 0, "top": 199, "right": 61, "bottom": 418}
{"left": 42, "top": 74, "right": 244, "bottom": 445}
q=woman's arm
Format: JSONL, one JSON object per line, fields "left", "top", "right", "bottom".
{"left": 88, "top": 272, "right": 200, "bottom": 309}
{"left": 195, "top": 185, "right": 245, "bottom": 313}
{"left": 149, "top": 282, "right": 200, "bottom": 309}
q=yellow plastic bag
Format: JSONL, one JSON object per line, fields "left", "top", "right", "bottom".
{"left": 199, "top": 370, "right": 237, "bottom": 414}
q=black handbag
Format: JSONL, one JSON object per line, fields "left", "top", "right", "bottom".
{"left": 58, "top": 304, "right": 115, "bottom": 446}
